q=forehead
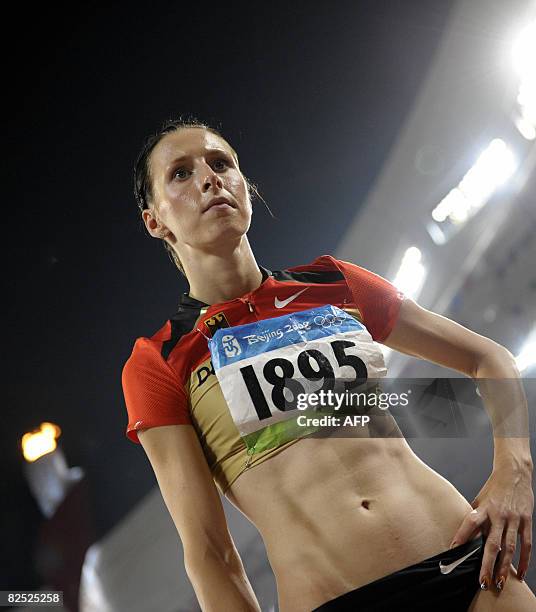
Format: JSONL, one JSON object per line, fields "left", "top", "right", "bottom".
{"left": 151, "top": 128, "right": 234, "bottom": 170}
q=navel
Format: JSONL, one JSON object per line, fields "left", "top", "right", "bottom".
{"left": 361, "top": 499, "right": 371, "bottom": 510}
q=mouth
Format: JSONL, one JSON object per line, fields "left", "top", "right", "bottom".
{"left": 203, "top": 197, "right": 237, "bottom": 213}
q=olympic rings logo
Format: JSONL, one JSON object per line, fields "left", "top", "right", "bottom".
{"left": 313, "top": 313, "right": 344, "bottom": 328}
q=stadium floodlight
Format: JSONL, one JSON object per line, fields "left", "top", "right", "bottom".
{"left": 382, "top": 247, "right": 426, "bottom": 365}
{"left": 429, "top": 139, "right": 517, "bottom": 243}
{"left": 392, "top": 246, "right": 426, "bottom": 299}
{"left": 515, "top": 115, "right": 536, "bottom": 141}
{"left": 512, "top": 20, "right": 536, "bottom": 140}
{"left": 512, "top": 20, "right": 536, "bottom": 81}
{"left": 515, "top": 327, "right": 536, "bottom": 373}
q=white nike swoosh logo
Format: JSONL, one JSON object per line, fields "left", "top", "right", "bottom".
{"left": 439, "top": 545, "right": 481, "bottom": 574}
{"left": 274, "top": 288, "right": 309, "bottom": 308}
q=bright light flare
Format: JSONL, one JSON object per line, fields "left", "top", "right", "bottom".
{"left": 515, "top": 328, "right": 536, "bottom": 373}
{"left": 22, "top": 422, "right": 62, "bottom": 462}
{"left": 431, "top": 140, "right": 517, "bottom": 231}
{"left": 392, "top": 247, "right": 426, "bottom": 298}
{"left": 512, "top": 20, "right": 536, "bottom": 140}
{"left": 515, "top": 115, "right": 536, "bottom": 141}
{"left": 512, "top": 21, "right": 536, "bottom": 80}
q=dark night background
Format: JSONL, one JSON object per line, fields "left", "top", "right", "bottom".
{"left": 3, "top": 1, "right": 458, "bottom": 589}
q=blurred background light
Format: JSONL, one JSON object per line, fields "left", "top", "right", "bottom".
{"left": 22, "top": 422, "right": 62, "bottom": 463}
{"left": 392, "top": 247, "right": 426, "bottom": 299}
{"left": 515, "top": 326, "right": 536, "bottom": 372}
{"left": 512, "top": 19, "right": 536, "bottom": 79}
{"left": 430, "top": 139, "right": 518, "bottom": 241}
{"left": 515, "top": 114, "right": 536, "bottom": 140}
{"left": 21, "top": 422, "right": 84, "bottom": 519}
{"left": 512, "top": 19, "right": 536, "bottom": 140}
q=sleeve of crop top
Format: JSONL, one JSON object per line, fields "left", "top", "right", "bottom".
{"left": 331, "top": 257, "right": 405, "bottom": 343}
{"left": 122, "top": 337, "right": 191, "bottom": 444}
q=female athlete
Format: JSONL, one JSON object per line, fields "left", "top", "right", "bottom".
{"left": 122, "top": 118, "right": 535, "bottom": 611}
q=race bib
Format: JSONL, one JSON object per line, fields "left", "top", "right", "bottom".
{"left": 208, "top": 305, "right": 386, "bottom": 454}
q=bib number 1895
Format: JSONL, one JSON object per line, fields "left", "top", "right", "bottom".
{"left": 239, "top": 340, "right": 367, "bottom": 420}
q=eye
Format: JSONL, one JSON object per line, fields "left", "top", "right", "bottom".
{"left": 212, "top": 158, "right": 230, "bottom": 171}
{"left": 173, "top": 167, "right": 191, "bottom": 181}
{"left": 173, "top": 157, "right": 231, "bottom": 180}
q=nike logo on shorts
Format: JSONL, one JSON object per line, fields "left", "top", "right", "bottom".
{"left": 274, "top": 288, "right": 309, "bottom": 308}
{"left": 439, "top": 545, "right": 481, "bottom": 575}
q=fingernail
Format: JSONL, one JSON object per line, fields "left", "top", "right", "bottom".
{"left": 496, "top": 575, "right": 506, "bottom": 591}
{"left": 480, "top": 577, "right": 489, "bottom": 591}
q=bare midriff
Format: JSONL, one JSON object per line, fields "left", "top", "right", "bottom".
{"left": 225, "top": 425, "right": 479, "bottom": 612}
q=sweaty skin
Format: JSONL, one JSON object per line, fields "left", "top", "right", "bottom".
{"left": 139, "top": 127, "right": 534, "bottom": 611}
{"left": 225, "top": 418, "right": 477, "bottom": 611}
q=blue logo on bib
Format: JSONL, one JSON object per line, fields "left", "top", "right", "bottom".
{"left": 209, "top": 305, "right": 364, "bottom": 369}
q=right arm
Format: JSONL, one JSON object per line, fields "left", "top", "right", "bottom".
{"left": 138, "top": 424, "right": 261, "bottom": 612}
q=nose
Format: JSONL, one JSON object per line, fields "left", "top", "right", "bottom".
{"left": 202, "top": 168, "right": 223, "bottom": 192}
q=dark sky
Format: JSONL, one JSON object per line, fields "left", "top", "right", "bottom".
{"left": 4, "top": 1, "right": 456, "bottom": 588}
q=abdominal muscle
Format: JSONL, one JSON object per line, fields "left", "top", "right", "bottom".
{"left": 225, "top": 429, "right": 480, "bottom": 612}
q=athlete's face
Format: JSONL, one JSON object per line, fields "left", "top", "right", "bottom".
{"left": 143, "top": 128, "right": 251, "bottom": 252}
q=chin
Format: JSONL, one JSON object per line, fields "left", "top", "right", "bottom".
{"left": 201, "top": 219, "right": 251, "bottom": 247}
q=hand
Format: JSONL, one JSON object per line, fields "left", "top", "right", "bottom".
{"left": 449, "top": 463, "right": 534, "bottom": 592}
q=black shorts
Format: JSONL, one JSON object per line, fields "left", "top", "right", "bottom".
{"left": 312, "top": 535, "right": 485, "bottom": 612}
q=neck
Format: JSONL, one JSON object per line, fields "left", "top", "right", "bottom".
{"left": 181, "top": 237, "right": 263, "bottom": 305}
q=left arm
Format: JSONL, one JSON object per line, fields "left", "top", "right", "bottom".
{"left": 383, "top": 297, "right": 533, "bottom": 590}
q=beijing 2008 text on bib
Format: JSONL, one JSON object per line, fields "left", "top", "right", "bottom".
{"left": 208, "top": 305, "right": 387, "bottom": 455}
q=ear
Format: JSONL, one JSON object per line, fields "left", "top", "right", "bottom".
{"left": 142, "top": 208, "right": 170, "bottom": 240}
